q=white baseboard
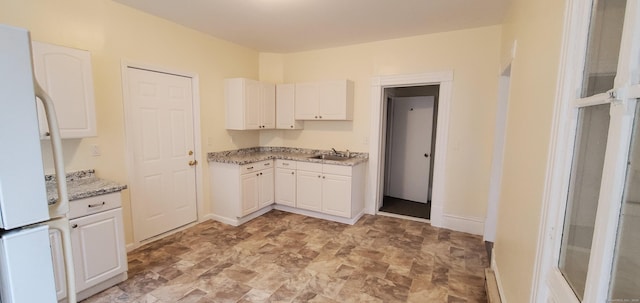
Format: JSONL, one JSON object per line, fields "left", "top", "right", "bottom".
{"left": 441, "top": 213, "right": 485, "bottom": 235}
{"left": 274, "top": 205, "right": 364, "bottom": 225}
{"left": 491, "top": 248, "right": 507, "bottom": 303}
{"left": 210, "top": 206, "right": 274, "bottom": 226}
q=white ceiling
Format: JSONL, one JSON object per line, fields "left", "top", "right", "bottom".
{"left": 113, "top": 0, "right": 511, "bottom": 53}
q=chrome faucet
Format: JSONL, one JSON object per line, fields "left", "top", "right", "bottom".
{"left": 331, "top": 148, "right": 338, "bottom": 155}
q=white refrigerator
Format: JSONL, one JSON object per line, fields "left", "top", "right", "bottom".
{"left": 0, "top": 24, "right": 77, "bottom": 302}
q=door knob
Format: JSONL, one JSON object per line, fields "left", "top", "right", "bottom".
{"left": 188, "top": 160, "right": 198, "bottom": 166}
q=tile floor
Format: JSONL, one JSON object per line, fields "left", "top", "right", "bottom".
{"left": 83, "top": 210, "right": 489, "bottom": 303}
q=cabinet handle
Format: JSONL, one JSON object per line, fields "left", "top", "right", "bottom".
{"left": 71, "top": 224, "right": 78, "bottom": 229}
{"left": 88, "top": 201, "right": 106, "bottom": 208}
{"left": 264, "top": 163, "right": 270, "bottom": 166}
{"left": 291, "top": 172, "right": 294, "bottom": 175}
{"left": 247, "top": 166, "right": 254, "bottom": 170}
{"left": 283, "top": 163, "right": 289, "bottom": 166}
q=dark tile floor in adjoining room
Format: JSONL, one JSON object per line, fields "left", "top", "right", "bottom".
{"left": 83, "top": 210, "right": 489, "bottom": 303}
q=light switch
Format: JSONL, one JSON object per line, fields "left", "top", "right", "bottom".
{"left": 90, "top": 144, "right": 101, "bottom": 156}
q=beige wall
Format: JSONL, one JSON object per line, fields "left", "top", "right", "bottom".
{"left": 261, "top": 26, "right": 502, "bottom": 219}
{"left": 494, "top": 0, "right": 567, "bottom": 301}
{"left": 0, "top": 0, "right": 261, "bottom": 245}
{"left": 2, "top": 0, "right": 505, "bottom": 249}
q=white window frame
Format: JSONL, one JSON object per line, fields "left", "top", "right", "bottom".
{"left": 533, "top": 0, "right": 640, "bottom": 302}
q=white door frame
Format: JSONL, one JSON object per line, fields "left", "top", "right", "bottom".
{"left": 368, "top": 71, "right": 453, "bottom": 227}
{"left": 120, "top": 61, "right": 205, "bottom": 246}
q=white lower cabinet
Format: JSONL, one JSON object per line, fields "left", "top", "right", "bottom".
{"left": 211, "top": 158, "right": 365, "bottom": 225}
{"left": 295, "top": 161, "right": 365, "bottom": 218}
{"left": 211, "top": 160, "right": 275, "bottom": 224}
{"left": 52, "top": 192, "right": 127, "bottom": 302}
{"left": 321, "top": 174, "right": 352, "bottom": 217}
{"left": 296, "top": 170, "right": 323, "bottom": 212}
{"left": 70, "top": 208, "right": 127, "bottom": 293}
{"left": 275, "top": 166, "right": 297, "bottom": 207}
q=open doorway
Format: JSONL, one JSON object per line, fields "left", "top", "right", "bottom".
{"left": 379, "top": 85, "right": 439, "bottom": 220}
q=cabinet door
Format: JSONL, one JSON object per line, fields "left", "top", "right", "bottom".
{"left": 276, "top": 84, "right": 303, "bottom": 129}
{"left": 275, "top": 168, "right": 296, "bottom": 207}
{"left": 32, "top": 41, "right": 97, "bottom": 138}
{"left": 319, "top": 80, "right": 353, "bottom": 120}
{"left": 294, "top": 82, "right": 319, "bottom": 120}
{"left": 296, "top": 170, "right": 323, "bottom": 212}
{"left": 70, "top": 208, "right": 127, "bottom": 292}
{"left": 260, "top": 83, "right": 276, "bottom": 129}
{"left": 240, "top": 173, "right": 260, "bottom": 216}
{"left": 322, "top": 174, "right": 352, "bottom": 218}
{"left": 49, "top": 229, "right": 67, "bottom": 301}
{"left": 258, "top": 168, "right": 274, "bottom": 208}
{"left": 244, "top": 79, "right": 261, "bottom": 130}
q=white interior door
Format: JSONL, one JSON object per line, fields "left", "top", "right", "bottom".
{"left": 126, "top": 67, "right": 198, "bottom": 241}
{"left": 386, "top": 96, "right": 434, "bottom": 203}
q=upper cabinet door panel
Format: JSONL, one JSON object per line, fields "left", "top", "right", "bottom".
{"left": 32, "top": 41, "right": 97, "bottom": 138}
{"left": 276, "top": 84, "right": 303, "bottom": 129}
{"left": 294, "top": 82, "right": 320, "bottom": 120}
{"left": 260, "top": 82, "right": 276, "bottom": 129}
{"left": 295, "top": 80, "right": 353, "bottom": 120}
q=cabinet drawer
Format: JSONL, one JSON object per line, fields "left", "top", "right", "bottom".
{"left": 240, "top": 160, "right": 273, "bottom": 173}
{"left": 69, "top": 192, "right": 122, "bottom": 219}
{"left": 296, "top": 161, "right": 322, "bottom": 173}
{"left": 276, "top": 159, "right": 297, "bottom": 169}
{"left": 323, "top": 164, "right": 352, "bottom": 176}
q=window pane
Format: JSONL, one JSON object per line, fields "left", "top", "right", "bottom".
{"left": 559, "top": 104, "right": 611, "bottom": 300}
{"left": 581, "top": 0, "right": 627, "bottom": 97}
{"left": 609, "top": 102, "right": 640, "bottom": 301}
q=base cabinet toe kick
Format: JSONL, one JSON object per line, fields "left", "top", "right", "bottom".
{"left": 210, "top": 159, "right": 366, "bottom": 226}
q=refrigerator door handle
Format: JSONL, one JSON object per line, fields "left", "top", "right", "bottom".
{"left": 34, "top": 80, "right": 69, "bottom": 218}
{"left": 43, "top": 217, "right": 77, "bottom": 303}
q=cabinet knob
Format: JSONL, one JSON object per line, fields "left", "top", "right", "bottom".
{"left": 318, "top": 175, "right": 321, "bottom": 178}
{"left": 319, "top": 116, "right": 322, "bottom": 119}
{"left": 71, "top": 224, "right": 78, "bottom": 229}
{"left": 290, "top": 125, "right": 293, "bottom": 128}
{"left": 315, "top": 116, "right": 318, "bottom": 119}
{"left": 44, "top": 132, "right": 51, "bottom": 137}
{"left": 291, "top": 172, "right": 294, "bottom": 175}
{"left": 189, "top": 160, "right": 198, "bottom": 166}
{"left": 259, "top": 172, "right": 263, "bottom": 176}
{"left": 322, "top": 176, "right": 325, "bottom": 179}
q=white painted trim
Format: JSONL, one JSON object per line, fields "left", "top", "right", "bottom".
{"left": 441, "top": 214, "right": 485, "bottom": 235}
{"left": 274, "top": 205, "right": 365, "bottom": 225}
{"left": 210, "top": 206, "right": 274, "bottom": 226}
{"left": 368, "top": 71, "right": 453, "bottom": 229}
{"left": 491, "top": 249, "right": 507, "bottom": 303}
{"left": 484, "top": 63, "right": 512, "bottom": 242}
{"left": 120, "top": 60, "right": 204, "bottom": 244}
{"left": 376, "top": 211, "right": 430, "bottom": 223}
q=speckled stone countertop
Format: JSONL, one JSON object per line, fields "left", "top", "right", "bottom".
{"left": 46, "top": 169, "right": 127, "bottom": 204}
{"left": 207, "top": 147, "right": 368, "bottom": 166}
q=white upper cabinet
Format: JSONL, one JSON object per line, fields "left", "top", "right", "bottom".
{"left": 225, "top": 78, "right": 275, "bottom": 130}
{"left": 276, "top": 84, "right": 303, "bottom": 129}
{"left": 32, "top": 41, "right": 97, "bottom": 139}
{"left": 294, "top": 80, "right": 354, "bottom": 120}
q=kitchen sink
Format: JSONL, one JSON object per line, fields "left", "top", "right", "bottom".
{"left": 309, "top": 154, "right": 350, "bottom": 161}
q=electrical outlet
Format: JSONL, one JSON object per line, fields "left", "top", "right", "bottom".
{"left": 90, "top": 144, "right": 101, "bottom": 156}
